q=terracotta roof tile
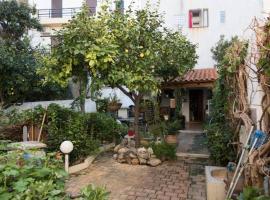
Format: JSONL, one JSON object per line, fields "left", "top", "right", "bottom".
{"left": 175, "top": 68, "right": 217, "bottom": 83}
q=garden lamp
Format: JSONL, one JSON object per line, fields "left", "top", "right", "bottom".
{"left": 60, "top": 141, "right": 74, "bottom": 173}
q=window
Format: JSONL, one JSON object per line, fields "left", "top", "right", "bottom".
{"left": 86, "top": 0, "right": 97, "bottom": 15}
{"left": 51, "top": 0, "right": 62, "bottom": 18}
{"left": 189, "top": 9, "right": 208, "bottom": 28}
{"left": 220, "top": 11, "right": 225, "bottom": 23}
{"left": 115, "top": 0, "right": 124, "bottom": 13}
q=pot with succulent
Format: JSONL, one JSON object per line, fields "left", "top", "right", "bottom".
{"left": 165, "top": 120, "right": 181, "bottom": 145}
{"left": 107, "top": 94, "right": 122, "bottom": 112}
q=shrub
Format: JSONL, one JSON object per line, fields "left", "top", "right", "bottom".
{"left": 205, "top": 123, "right": 236, "bottom": 165}
{"left": 0, "top": 152, "right": 68, "bottom": 200}
{"left": 167, "top": 120, "right": 182, "bottom": 134}
{"left": 1, "top": 104, "right": 127, "bottom": 163}
{"left": 79, "top": 184, "right": 109, "bottom": 200}
{"left": 46, "top": 104, "right": 126, "bottom": 163}
{"left": 151, "top": 142, "right": 177, "bottom": 160}
{"left": 148, "top": 122, "right": 167, "bottom": 138}
{"left": 237, "top": 187, "right": 269, "bottom": 200}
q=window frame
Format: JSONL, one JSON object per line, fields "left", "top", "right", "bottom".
{"left": 189, "top": 8, "right": 209, "bottom": 28}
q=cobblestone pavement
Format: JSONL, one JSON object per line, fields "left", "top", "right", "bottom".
{"left": 66, "top": 152, "right": 208, "bottom": 200}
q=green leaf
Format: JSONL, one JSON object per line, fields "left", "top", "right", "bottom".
{"left": 13, "top": 179, "right": 29, "bottom": 192}
{"left": 0, "top": 192, "right": 13, "bottom": 200}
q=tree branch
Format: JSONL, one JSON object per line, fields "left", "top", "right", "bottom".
{"left": 117, "top": 85, "right": 135, "bottom": 103}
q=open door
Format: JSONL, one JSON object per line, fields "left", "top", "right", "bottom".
{"left": 189, "top": 90, "right": 204, "bottom": 121}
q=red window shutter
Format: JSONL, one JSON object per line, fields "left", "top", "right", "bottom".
{"left": 189, "top": 11, "right": 193, "bottom": 28}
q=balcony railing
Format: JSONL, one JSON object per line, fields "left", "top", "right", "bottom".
{"left": 37, "top": 7, "right": 96, "bottom": 19}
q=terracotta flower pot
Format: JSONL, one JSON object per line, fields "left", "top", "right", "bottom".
{"left": 165, "top": 134, "right": 178, "bottom": 145}
{"left": 107, "top": 103, "right": 122, "bottom": 112}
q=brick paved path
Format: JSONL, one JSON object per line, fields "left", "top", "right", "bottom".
{"left": 66, "top": 153, "right": 208, "bottom": 200}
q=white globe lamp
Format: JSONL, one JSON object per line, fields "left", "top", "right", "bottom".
{"left": 60, "top": 141, "right": 73, "bottom": 173}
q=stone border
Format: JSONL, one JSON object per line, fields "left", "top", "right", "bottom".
{"left": 69, "top": 143, "right": 115, "bottom": 174}
{"left": 176, "top": 152, "right": 210, "bottom": 159}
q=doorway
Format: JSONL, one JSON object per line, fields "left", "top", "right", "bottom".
{"left": 189, "top": 89, "right": 204, "bottom": 122}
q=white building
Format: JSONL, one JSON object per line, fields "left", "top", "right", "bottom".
{"left": 25, "top": 0, "right": 270, "bottom": 124}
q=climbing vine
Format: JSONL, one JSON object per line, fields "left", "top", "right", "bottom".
{"left": 206, "top": 36, "right": 247, "bottom": 165}
{"left": 208, "top": 16, "right": 270, "bottom": 188}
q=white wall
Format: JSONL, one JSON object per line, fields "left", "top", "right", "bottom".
{"left": 8, "top": 99, "right": 96, "bottom": 113}
{"left": 139, "top": 0, "right": 263, "bottom": 68}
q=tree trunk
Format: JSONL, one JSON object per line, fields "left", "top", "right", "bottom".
{"left": 134, "top": 95, "right": 141, "bottom": 147}
{"left": 0, "top": 91, "right": 4, "bottom": 110}
{"left": 78, "top": 74, "right": 88, "bottom": 113}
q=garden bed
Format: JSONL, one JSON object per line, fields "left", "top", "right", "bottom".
{"left": 69, "top": 143, "right": 115, "bottom": 174}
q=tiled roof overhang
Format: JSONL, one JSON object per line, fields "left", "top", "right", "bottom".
{"left": 164, "top": 68, "right": 218, "bottom": 89}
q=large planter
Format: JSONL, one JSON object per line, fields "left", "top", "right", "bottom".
{"left": 107, "top": 103, "right": 122, "bottom": 112}
{"left": 165, "top": 134, "right": 178, "bottom": 145}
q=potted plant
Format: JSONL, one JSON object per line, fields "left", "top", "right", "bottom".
{"left": 165, "top": 120, "right": 181, "bottom": 145}
{"left": 107, "top": 94, "right": 122, "bottom": 112}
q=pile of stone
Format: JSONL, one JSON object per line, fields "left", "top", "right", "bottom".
{"left": 113, "top": 140, "right": 162, "bottom": 167}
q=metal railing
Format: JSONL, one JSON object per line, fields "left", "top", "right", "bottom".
{"left": 37, "top": 7, "right": 96, "bottom": 19}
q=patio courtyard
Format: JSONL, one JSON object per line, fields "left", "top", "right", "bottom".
{"left": 66, "top": 152, "right": 208, "bottom": 200}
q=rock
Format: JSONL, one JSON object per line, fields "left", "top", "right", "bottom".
{"left": 138, "top": 157, "right": 147, "bottom": 165}
{"left": 118, "top": 147, "right": 129, "bottom": 154}
{"left": 131, "top": 158, "right": 139, "bottom": 165}
{"left": 147, "top": 158, "right": 162, "bottom": 167}
{"left": 128, "top": 140, "right": 136, "bottom": 148}
{"left": 125, "top": 156, "right": 132, "bottom": 165}
{"left": 118, "top": 153, "right": 124, "bottom": 160}
{"left": 118, "top": 158, "right": 126, "bottom": 163}
{"left": 113, "top": 154, "right": 118, "bottom": 160}
{"left": 121, "top": 138, "right": 128, "bottom": 146}
{"left": 137, "top": 147, "right": 149, "bottom": 159}
{"left": 114, "top": 144, "right": 122, "bottom": 153}
{"left": 129, "top": 147, "right": 137, "bottom": 154}
{"left": 147, "top": 147, "right": 154, "bottom": 155}
{"left": 128, "top": 151, "right": 137, "bottom": 159}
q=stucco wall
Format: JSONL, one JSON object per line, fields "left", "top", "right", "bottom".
{"left": 138, "top": 0, "right": 264, "bottom": 68}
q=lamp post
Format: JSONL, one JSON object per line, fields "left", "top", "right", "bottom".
{"left": 60, "top": 141, "right": 73, "bottom": 173}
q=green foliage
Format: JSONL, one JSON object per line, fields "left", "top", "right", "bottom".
{"left": 205, "top": 123, "right": 235, "bottom": 165}
{"left": 206, "top": 36, "right": 247, "bottom": 165}
{"left": 166, "top": 120, "right": 182, "bottom": 134}
{"left": 78, "top": 184, "right": 109, "bottom": 200}
{"left": 0, "top": 1, "right": 69, "bottom": 108}
{"left": 40, "top": 2, "right": 197, "bottom": 144}
{"left": 237, "top": 187, "right": 270, "bottom": 200}
{"left": 45, "top": 104, "right": 101, "bottom": 163}
{"left": 2, "top": 104, "right": 127, "bottom": 163}
{"left": 148, "top": 122, "right": 167, "bottom": 138}
{"left": 0, "top": 152, "right": 68, "bottom": 200}
{"left": 257, "top": 19, "right": 270, "bottom": 76}
{"left": 151, "top": 142, "right": 177, "bottom": 160}
{"left": 95, "top": 98, "right": 109, "bottom": 113}
{"left": 0, "top": 0, "right": 42, "bottom": 40}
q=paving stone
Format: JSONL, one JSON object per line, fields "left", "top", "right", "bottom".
{"left": 66, "top": 152, "right": 208, "bottom": 200}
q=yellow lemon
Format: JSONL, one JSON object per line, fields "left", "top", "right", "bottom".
{"left": 125, "top": 49, "right": 129, "bottom": 53}
{"left": 140, "top": 53, "right": 144, "bottom": 58}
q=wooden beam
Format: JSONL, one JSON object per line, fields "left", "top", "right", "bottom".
{"left": 163, "top": 81, "right": 215, "bottom": 89}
